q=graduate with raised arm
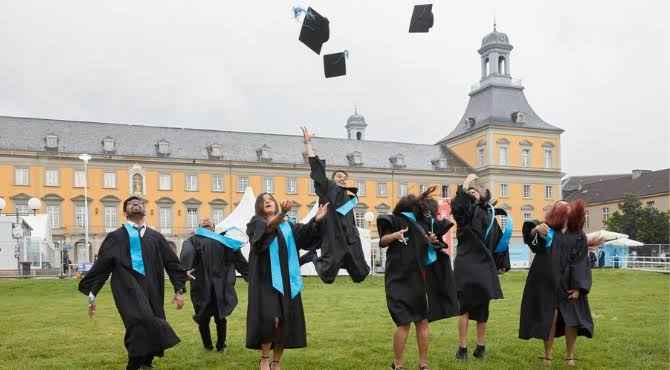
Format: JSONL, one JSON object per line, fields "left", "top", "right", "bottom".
{"left": 245, "top": 193, "right": 328, "bottom": 370}
{"left": 180, "top": 217, "right": 249, "bottom": 352}
{"left": 301, "top": 126, "right": 370, "bottom": 284}
{"left": 520, "top": 200, "right": 603, "bottom": 367}
{"left": 451, "top": 174, "right": 508, "bottom": 361}
{"left": 377, "top": 186, "right": 459, "bottom": 370}
{"left": 78, "top": 196, "right": 187, "bottom": 370}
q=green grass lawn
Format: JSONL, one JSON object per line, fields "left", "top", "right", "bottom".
{"left": 0, "top": 270, "right": 668, "bottom": 370}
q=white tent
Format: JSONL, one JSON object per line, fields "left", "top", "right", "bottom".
{"left": 215, "top": 187, "right": 256, "bottom": 259}
{"left": 19, "top": 215, "right": 58, "bottom": 269}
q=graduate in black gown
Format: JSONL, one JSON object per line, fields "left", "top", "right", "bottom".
{"left": 180, "top": 217, "right": 249, "bottom": 352}
{"left": 377, "top": 186, "right": 459, "bottom": 370}
{"left": 300, "top": 127, "right": 371, "bottom": 283}
{"left": 78, "top": 196, "right": 187, "bottom": 370}
{"left": 520, "top": 200, "right": 602, "bottom": 367}
{"left": 451, "top": 174, "right": 508, "bottom": 361}
{"left": 246, "top": 193, "right": 328, "bottom": 370}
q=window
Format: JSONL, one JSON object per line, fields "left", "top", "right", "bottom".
{"left": 523, "top": 212, "right": 532, "bottom": 221}
{"left": 46, "top": 205, "right": 61, "bottom": 229}
{"left": 263, "top": 177, "right": 274, "bottom": 193}
{"left": 212, "top": 208, "right": 225, "bottom": 225}
{"left": 159, "top": 174, "right": 172, "bottom": 190}
{"left": 585, "top": 210, "right": 590, "bottom": 228}
{"left": 420, "top": 184, "right": 428, "bottom": 193}
{"left": 602, "top": 207, "right": 609, "bottom": 223}
{"left": 16, "top": 204, "right": 30, "bottom": 215}
{"left": 544, "top": 149, "right": 553, "bottom": 168}
{"left": 500, "top": 183, "right": 509, "bottom": 197}
{"left": 45, "top": 169, "right": 59, "bottom": 186}
{"left": 441, "top": 185, "right": 449, "bottom": 198}
{"left": 478, "top": 147, "right": 485, "bottom": 166}
{"left": 545, "top": 185, "right": 553, "bottom": 199}
{"left": 212, "top": 174, "right": 224, "bottom": 192}
{"left": 74, "top": 170, "right": 86, "bottom": 188}
{"left": 102, "top": 137, "right": 115, "bottom": 152}
{"left": 308, "top": 180, "right": 316, "bottom": 195}
{"left": 237, "top": 176, "right": 249, "bottom": 192}
{"left": 186, "top": 207, "right": 199, "bottom": 231}
{"left": 354, "top": 209, "right": 366, "bottom": 228}
{"left": 286, "top": 177, "right": 298, "bottom": 194}
{"left": 45, "top": 135, "right": 58, "bottom": 149}
{"left": 521, "top": 148, "right": 530, "bottom": 168}
{"left": 104, "top": 206, "right": 118, "bottom": 232}
{"left": 75, "top": 205, "right": 86, "bottom": 227}
{"left": 103, "top": 172, "right": 116, "bottom": 188}
{"left": 523, "top": 184, "right": 531, "bottom": 198}
{"left": 646, "top": 201, "right": 656, "bottom": 207}
{"left": 287, "top": 208, "right": 299, "bottom": 223}
{"left": 377, "top": 182, "right": 388, "bottom": 196}
{"left": 356, "top": 181, "right": 366, "bottom": 196}
{"left": 159, "top": 207, "right": 172, "bottom": 234}
{"left": 15, "top": 167, "right": 29, "bottom": 185}
{"left": 185, "top": 174, "right": 198, "bottom": 192}
{"left": 399, "top": 183, "right": 408, "bottom": 197}
{"left": 499, "top": 146, "right": 508, "bottom": 166}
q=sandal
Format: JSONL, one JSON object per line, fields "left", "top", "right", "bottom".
{"left": 538, "top": 356, "right": 553, "bottom": 366}
{"left": 259, "top": 355, "right": 270, "bottom": 370}
{"left": 390, "top": 362, "right": 406, "bottom": 370}
{"left": 565, "top": 358, "right": 576, "bottom": 367}
{"left": 419, "top": 365, "right": 430, "bottom": 370}
{"left": 270, "top": 360, "right": 281, "bottom": 370}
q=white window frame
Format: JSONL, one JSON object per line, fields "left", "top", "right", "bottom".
{"left": 419, "top": 184, "right": 428, "bottom": 193}
{"left": 212, "top": 208, "right": 225, "bottom": 225}
{"left": 544, "top": 148, "right": 553, "bottom": 169}
{"left": 104, "top": 206, "right": 118, "bottom": 232}
{"left": 159, "top": 174, "right": 172, "bottom": 191}
{"left": 499, "top": 145, "right": 509, "bottom": 166}
{"left": 237, "top": 176, "right": 249, "bottom": 192}
{"left": 602, "top": 207, "right": 609, "bottom": 223}
{"left": 159, "top": 207, "right": 172, "bottom": 234}
{"left": 46, "top": 205, "right": 61, "bottom": 229}
{"left": 286, "top": 177, "right": 298, "bottom": 194}
{"left": 263, "top": 177, "right": 274, "bottom": 193}
{"left": 354, "top": 208, "right": 366, "bottom": 229}
{"left": 103, "top": 172, "right": 116, "bottom": 189}
{"left": 15, "top": 167, "right": 29, "bottom": 186}
{"left": 523, "top": 184, "right": 531, "bottom": 198}
{"left": 45, "top": 169, "right": 59, "bottom": 187}
{"left": 356, "top": 181, "right": 367, "bottom": 196}
{"left": 308, "top": 180, "right": 316, "bottom": 195}
{"left": 477, "top": 146, "right": 485, "bottom": 167}
{"left": 74, "top": 170, "right": 86, "bottom": 188}
{"left": 399, "top": 183, "right": 408, "bottom": 197}
{"left": 185, "top": 174, "right": 198, "bottom": 192}
{"left": 186, "top": 207, "right": 199, "bottom": 231}
{"left": 500, "top": 183, "right": 509, "bottom": 198}
{"left": 585, "top": 210, "right": 590, "bottom": 228}
{"left": 521, "top": 148, "right": 531, "bottom": 168}
{"left": 544, "top": 185, "right": 553, "bottom": 199}
{"left": 74, "top": 205, "right": 86, "bottom": 227}
{"left": 377, "top": 182, "right": 388, "bottom": 197}
{"left": 212, "top": 174, "right": 224, "bottom": 192}
{"left": 523, "top": 211, "right": 532, "bottom": 221}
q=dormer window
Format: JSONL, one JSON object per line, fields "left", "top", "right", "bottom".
{"left": 45, "top": 135, "right": 59, "bottom": 150}
{"left": 102, "top": 137, "right": 116, "bottom": 153}
{"left": 208, "top": 144, "right": 223, "bottom": 159}
{"left": 511, "top": 111, "right": 526, "bottom": 123}
{"left": 389, "top": 154, "right": 406, "bottom": 169}
{"left": 256, "top": 145, "right": 272, "bottom": 162}
{"left": 347, "top": 151, "right": 363, "bottom": 167}
{"left": 467, "top": 117, "right": 476, "bottom": 127}
{"left": 431, "top": 158, "right": 448, "bottom": 170}
{"left": 156, "top": 140, "right": 170, "bottom": 156}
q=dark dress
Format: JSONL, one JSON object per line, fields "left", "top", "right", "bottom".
{"left": 78, "top": 226, "right": 187, "bottom": 358}
{"left": 308, "top": 156, "right": 370, "bottom": 283}
{"left": 378, "top": 214, "right": 460, "bottom": 326}
{"left": 519, "top": 222, "right": 594, "bottom": 339}
{"left": 180, "top": 234, "right": 249, "bottom": 324}
{"left": 245, "top": 216, "right": 320, "bottom": 349}
{"left": 451, "top": 186, "right": 504, "bottom": 322}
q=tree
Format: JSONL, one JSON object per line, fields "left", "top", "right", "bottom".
{"left": 606, "top": 193, "right": 670, "bottom": 244}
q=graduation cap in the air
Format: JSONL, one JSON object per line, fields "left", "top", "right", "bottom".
{"left": 297, "top": 7, "right": 330, "bottom": 55}
{"left": 323, "top": 51, "right": 347, "bottom": 78}
{"left": 409, "top": 4, "right": 434, "bottom": 33}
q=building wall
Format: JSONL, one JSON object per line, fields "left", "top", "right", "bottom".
{"left": 583, "top": 193, "right": 670, "bottom": 233}
{"left": 447, "top": 134, "right": 486, "bottom": 168}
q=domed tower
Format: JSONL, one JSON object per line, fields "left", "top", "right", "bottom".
{"left": 345, "top": 107, "right": 367, "bottom": 141}
{"left": 479, "top": 23, "right": 513, "bottom": 81}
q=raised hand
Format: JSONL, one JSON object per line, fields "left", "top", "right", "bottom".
{"left": 315, "top": 203, "right": 329, "bottom": 221}
{"left": 395, "top": 228, "right": 409, "bottom": 243}
{"left": 533, "top": 223, "right": 550, "bottom": 238}
{"left": 427, "top": 232, "right": 440, "bottom": 244}
{"left": 301, "top": 126, "right": 314, "bottom": 143}
{"left": 280, "top": 200, "right": 293, "bottom": 214}
{"left": 463, "top": 173, "right": 478, "bottom": 189}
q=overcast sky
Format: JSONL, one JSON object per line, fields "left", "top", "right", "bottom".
{"left": 1, "top": 0, "right": 668, "bottom": 175}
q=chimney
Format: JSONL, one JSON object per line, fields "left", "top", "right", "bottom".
{"left": 632, "top": 169, "right": 651, "bottom": 179}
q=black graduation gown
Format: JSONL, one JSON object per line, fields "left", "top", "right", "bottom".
{"left": 451, "top": 186, "right": 504, "bottom": 310}
{"left": 377, "top": 214, "right": 459, "bottom": 326}
{"left": 519, "top": 224, "right": 594, "bottom": 339}
{"left": 245, "top": 216, "right": 320, "bottom": 349}
{"left": 78, "top": 227, "right": 187, "bottom": 358}
{"left": 180, "top": 234, "right": 249, "bottom": 324}
{"left": 308, "top": 156, "right": 370, "bottom": 282}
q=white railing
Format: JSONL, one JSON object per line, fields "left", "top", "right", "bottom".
{"left": 616, "top": 256, "right": 670, "bottom": 273}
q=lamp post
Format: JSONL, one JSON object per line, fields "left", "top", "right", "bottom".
{"left": 364, "top": 211, "right": 376, "bottom": 275}
{"left": 79, "top": 154, "right": 92, "bottom": 262}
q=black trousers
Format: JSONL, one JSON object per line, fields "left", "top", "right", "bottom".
{"left": 315, "top": 250, "right": 370, "bottom": 284}
{"left": 127, "top": 355, "right": 154, "bottom": 370}
{"left": 196, "top": 299, "right": 228, "bottom": 350}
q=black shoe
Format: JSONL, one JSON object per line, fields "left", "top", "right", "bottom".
{"left": 216, "top": 343, "right": 226, "bottom": 352}
{"left": 455, "top": 346, "right": 468, "bottom": 361}
{"left": 141, "top": 355, "right": 154, "bottom": 368}
{"left": 215, "top": 319, "right": 227, "bottom": 352}
{"left": 473, "top": 344, "right": 486, "bottom": 359}
{"left": 199, "top": 323, "right": 214, "bottom": 350}
{"left": 126, "top": 357, "right": 143, "bottom": 370}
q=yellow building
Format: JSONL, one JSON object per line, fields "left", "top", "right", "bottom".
{"left": 0, "top": 27, "right": 563, "bottom": 267}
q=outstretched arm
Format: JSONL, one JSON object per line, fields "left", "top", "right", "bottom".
{"left": 301, "top": 126, "right": 316, "bottom": 158}
{"left": 78, "top": 234, "right": 115, "bottom": 318}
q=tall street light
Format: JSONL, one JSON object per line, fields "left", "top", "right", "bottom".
{"left": 78, "top": 154, "right": 92, "bottom": 262}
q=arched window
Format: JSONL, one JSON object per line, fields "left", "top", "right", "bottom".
{"left": 356, "top": 132, "right": 362, "bottom": 140}
{"left": 484, "top": 57, "right": 490, "bottom": 76}
{"left": 498, "top": 56, "right": 506, "bottom": 75}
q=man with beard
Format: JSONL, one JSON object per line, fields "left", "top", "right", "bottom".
{"left": 300, "top": 126, "right": 370, "bottom": 284}
{"left": 180, "top": 218, "right": 249, "bottom": 352}
{"left": 79, "top": 196, "right": 187, "bottom": 370}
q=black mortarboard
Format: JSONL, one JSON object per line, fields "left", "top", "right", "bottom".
{"left": 323, "top": 52, "right": 347, "bottom": 78}
{"left": 298, "top": 7, "right": 330, "bottom": 55}
{"left": 409, "top": 4, "right": 434, "bottom": 33}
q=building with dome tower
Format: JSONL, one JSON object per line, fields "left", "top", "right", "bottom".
{"left": 0, "top": 26, "right": 562, "bottom": 270}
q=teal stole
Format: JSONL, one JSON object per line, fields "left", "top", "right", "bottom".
{"left": 195, "top": 227, "right": 243, "bottom": 251}
{"left": 269, "top": 222, "right": 303, "bottom": 299}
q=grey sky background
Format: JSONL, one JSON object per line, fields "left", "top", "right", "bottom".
{"left": 1, "top": 0, "right": 668, "bottom": 176}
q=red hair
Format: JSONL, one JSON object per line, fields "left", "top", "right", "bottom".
{"left": 545, "top": 201, "right": 570, "bottom": 230}
{"left": 567, "top": 199, "right": 586, "bottom": 233}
